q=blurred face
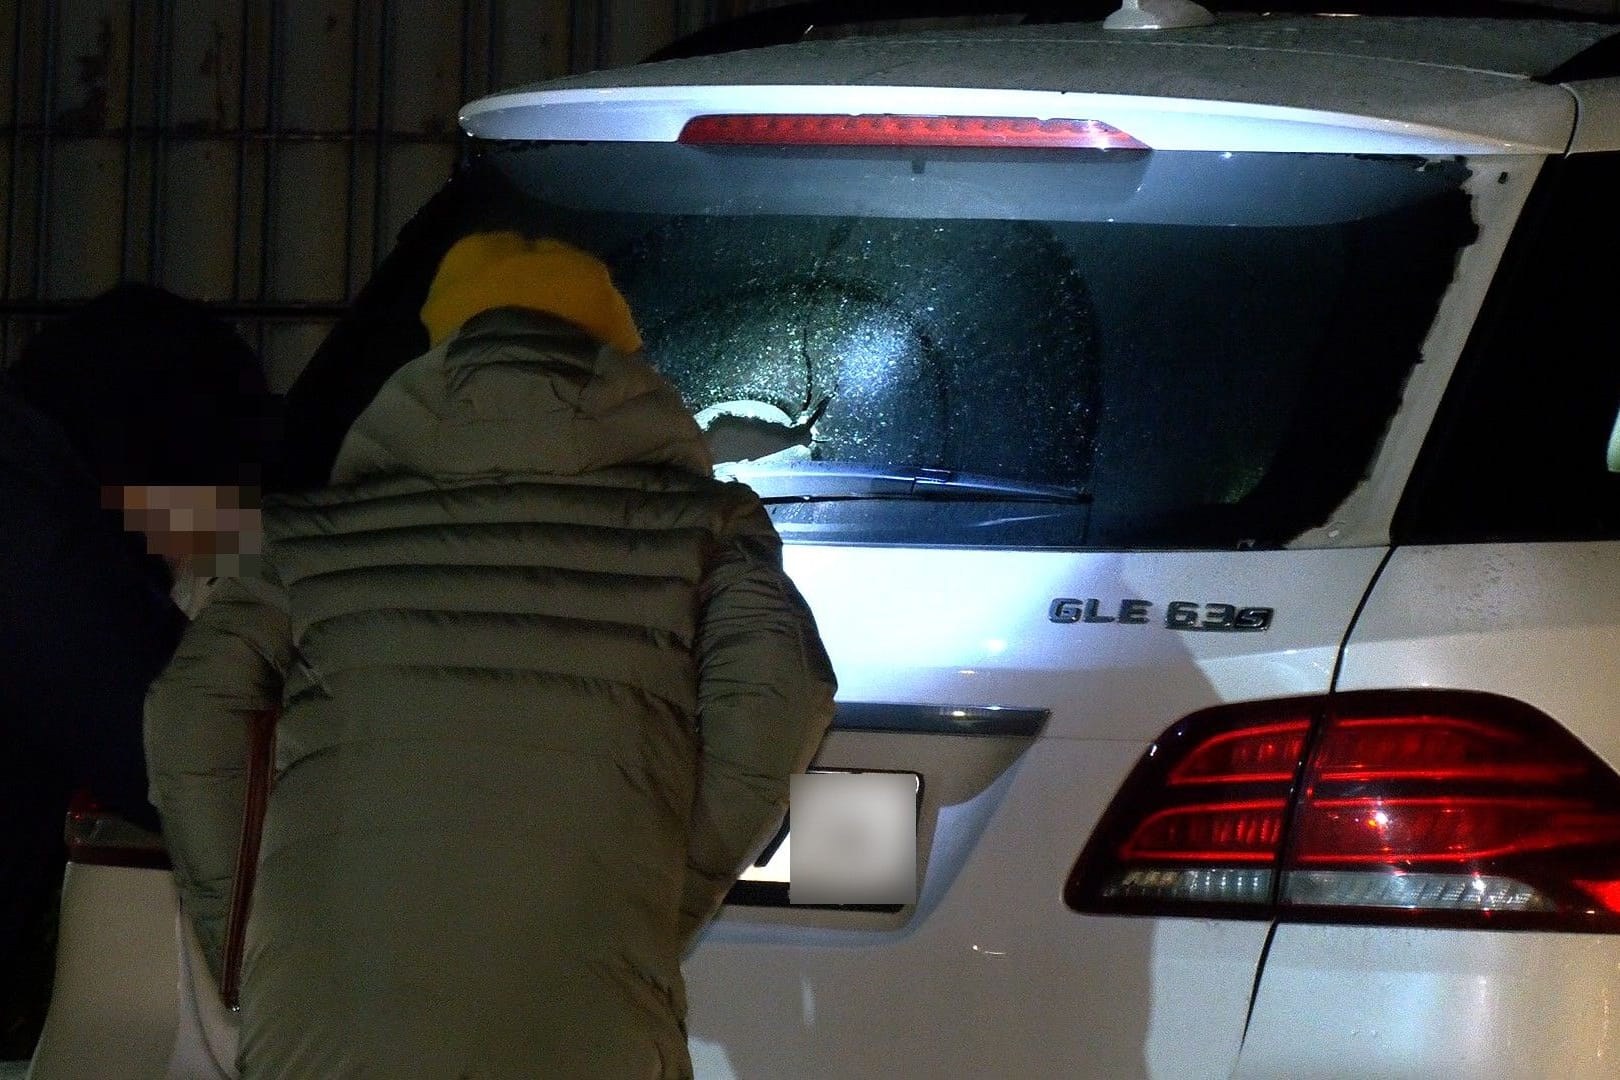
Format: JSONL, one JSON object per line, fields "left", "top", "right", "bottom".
{"left": 104, "top": 484, "right": 263, "bottom": 575}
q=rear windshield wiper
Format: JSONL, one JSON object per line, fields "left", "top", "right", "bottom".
{"left": 718, "top": 462, "right": 1090, "bottom": 504}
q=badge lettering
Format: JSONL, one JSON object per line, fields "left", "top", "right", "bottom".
{"left": 1050, "top": 597, "right": 1274, "bottom": 632}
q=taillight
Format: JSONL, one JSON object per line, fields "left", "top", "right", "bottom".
{"left": 1066, "top": 700, "right": 1310, "bottom": 917}
{"left": 1066, "top": 691, "right": 1620, "bottom": 930}
{"left": 65, "top": 790, "right": 170, "bottom": 870}
{"left": 676, "top": 114, "right": 1149, "bottom": 151}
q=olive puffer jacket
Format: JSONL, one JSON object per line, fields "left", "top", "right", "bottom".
{"left": 144, "top": 308, "right": 836, "bottom": 1079}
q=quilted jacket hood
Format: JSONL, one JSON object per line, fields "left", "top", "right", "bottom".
{"left": 331, "top": 307, "right": 712, "bottom": 486}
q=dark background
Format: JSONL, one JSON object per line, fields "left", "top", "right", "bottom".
{"left": 0, "top": 0, "right": 784, "bottom": 390}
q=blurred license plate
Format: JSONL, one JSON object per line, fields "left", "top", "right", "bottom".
{"left": 729, "top": 769, "right": 920, "bottom": 909}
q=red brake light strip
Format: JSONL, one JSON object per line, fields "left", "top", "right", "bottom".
{"left": 677, "top": 114, "right": 1149, "bottom": 150}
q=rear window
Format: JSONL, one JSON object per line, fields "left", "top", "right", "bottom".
{"left": 468, "top": 137, "right": 1484, "bottom": 549}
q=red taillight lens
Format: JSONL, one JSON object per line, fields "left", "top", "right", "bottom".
{"left": 1280, "top": 695, "right": 1620, "bottom": 922}
{"left": 1576, "top": 880, "right": 1620, "bottom": 910}
{"left": 677, "top": 114, "right": 1149, "bottom": 150}
{"left": 1310, "top": 714, "right": 1583, "bottom": 784}
{"left": 65, "top": 791, "right": 169, "bottom": 871}
{"left": 1066, "top": 692, "right": 1620, "bottom": 929}
{"left": 1292, "top": 797, "right": 1620, "bottom": 864}
{"left": 1169, "top": 720, "right": 1308, "bottom": 785}
{"left": 1121, "top": 800, "right": 1288, "bottom": 862}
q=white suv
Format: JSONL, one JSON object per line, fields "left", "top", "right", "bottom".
{"left": 32, "top": 6, "right": 1620, "bottom": 1078}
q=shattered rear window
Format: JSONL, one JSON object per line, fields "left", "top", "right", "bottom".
{"left": 469, "top": 141, "right": 1483, "bottom": 548}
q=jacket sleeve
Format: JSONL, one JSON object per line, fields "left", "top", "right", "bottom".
{"left": 144, "top": 574, "right": 291, "bottom": 980}
{"left": 681, "top": 500, "right": 837, "bottom": 947}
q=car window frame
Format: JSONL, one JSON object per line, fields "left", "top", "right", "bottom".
{"left": 1394, "top": 149, "right": 1620, "bottom": 545}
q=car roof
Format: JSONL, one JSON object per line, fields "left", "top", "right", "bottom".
{"left": 605, "top": 15, "right": 1620, "bottom": 84}
{"left": 464, "top": 16, "right": 1620, "bottom": 154}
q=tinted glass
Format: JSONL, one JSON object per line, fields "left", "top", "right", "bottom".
{"left": 469, "top": 140, "right": 1482, "bottom": 548}
{"left": 1398, "top": 151, "right": 1620, "bottom": 543}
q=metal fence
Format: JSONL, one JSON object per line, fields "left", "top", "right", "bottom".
{"left": 0, "top": 0, "right": 762, "bottom": 388}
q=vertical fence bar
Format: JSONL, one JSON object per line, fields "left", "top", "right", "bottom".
{"left": 259, "top": 0, "right": 279, "bottom": 303}
{"left": 148, "top": 0, "right": 173, "bottom": 284}
{"left": 459, "top": 0, "right": 474, "bottom": 109}
{"left": 34, "top": 0, "right": 57, "bottom": 299}
{"left": 3, "top": 0, "right": 23, "bottom": 299}
{"left": 456, "top": 0, "right": 477, "bottom": 180}
{"left": 119, "top": 0, "right": 139, "bottom": 281}
{"left": 569, "top": 0, "right": 589, "bottom": 76}
{"left": 344, "top": 0, "right": 363, "bottom": 300}
{"left": 372, "top": 0, "right": 391, "bottom": 271}
{"left": 259, "top": 0, "right": 282, "bottom": 375}
{"left": 2, "top": 1, "right": 27, "bottom": 359}
{"left": 485, "top": 0, "right": 499, "bottom": 96}
{"left": 231, "top": 0, "right": 252, "bottom": 301}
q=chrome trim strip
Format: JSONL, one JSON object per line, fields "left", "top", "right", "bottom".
{"left": 832, "top": 702, "right": 1047, "bottom": 737}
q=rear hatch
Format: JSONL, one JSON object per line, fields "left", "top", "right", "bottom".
{"left": 445, "top": 90, "right": 1543, "bottom": 1072}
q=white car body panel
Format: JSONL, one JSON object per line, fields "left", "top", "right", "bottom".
{"left": 1235, "top": 925, "right": 1620, "bottom": 1079}
{"left": 1567, "top": 77, "right": 1620, "bottom": 154}
{"left": 29, "top": 865, "right": 182, "bottom": 1080}
{"left": 689, "top": 739, "right": 1269, "bottom": 1080}
{"left": 777, "top": 545, "right": 1382, "bottom": 730}
{"left": 29, "top": 864, "right": 239, "bottom": 1080}
{"left": 676, "top": 546, "right": 1381, "bottom": 1077}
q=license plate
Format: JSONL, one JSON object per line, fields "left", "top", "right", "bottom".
{"left": 729, "top": 770, "right": 921, "bottom": 910}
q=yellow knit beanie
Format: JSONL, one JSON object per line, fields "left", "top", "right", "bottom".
{"left": 419, "top": 232, "right": 643, "bottom": 354}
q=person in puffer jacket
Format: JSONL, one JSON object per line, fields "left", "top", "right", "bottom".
{"left": 144, "top": 233, "right": 838, "bottom": 1079}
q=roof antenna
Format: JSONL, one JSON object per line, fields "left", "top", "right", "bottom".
{"left": 1103, "top": 0, "right": 1215, "bottom": 30}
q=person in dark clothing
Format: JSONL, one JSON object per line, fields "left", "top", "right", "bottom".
{"left": 0, "top": 283, "right": 276, "bottom": 1058}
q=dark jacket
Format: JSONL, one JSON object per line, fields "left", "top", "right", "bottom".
{"left": 146, "top": 309, "right": 837, "bottom": 1079}
{"left": 1, "top": 281, "right": 272, "bottom": 827}
{"left": 0, "top": 377, "right": 185, "bottom": 1048}
{"left": 1, "top": 283, "right": 270, "bottom": 1055}
{"left": 0, "top": 377, "right": 182, "bottom": 825}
